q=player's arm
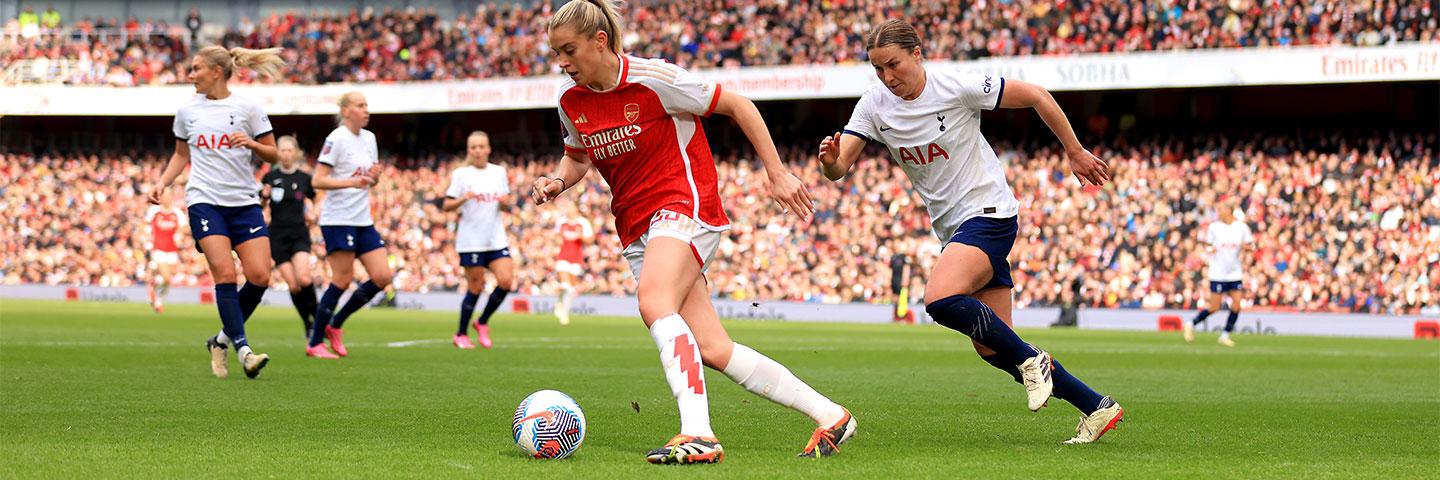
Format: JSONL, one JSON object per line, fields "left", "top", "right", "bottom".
{"left": 817, "top": 132, "right": 866, "bottom": 181}
{"left": 999, "top": 79, "right": 1109, "bottom": 187}
{"left": 532, "top": 149, "right": 591, "bottom": 205}
{"left": 440, "top": 175, "right": 469, "bottom": 212}
{"left": 712, "top": 89, "right": 815, "bottom": 219}
{"left": 149, "top": 139, "right": 190, "bottom": 204}
{"left": 312, "top": 163, "right": 373, "bottom": 190}
{"left": 232, "top": 132, "right": 278, "bottom": 164}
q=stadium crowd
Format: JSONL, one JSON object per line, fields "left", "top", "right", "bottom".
{"left": 2, "top": 131, "right": 1435, "bottom": 314}
{"left": 3, "top": 0, "right": 1434, "bottom": 85}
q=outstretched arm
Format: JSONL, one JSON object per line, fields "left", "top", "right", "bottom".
{"left": 999, "top": 79, "right": 1110, "bottom": 186}
{"left": 712, "top": 89, "right": 815, "bottom": 220}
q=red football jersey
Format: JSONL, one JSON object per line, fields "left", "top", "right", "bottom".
{"left": 146, "top": 206, "right": 181, "bottom": 253}
{"left": 557, "top": 54, "right": 731, "bottom": 247}
{"left": 557, "top": 218, "right": 592, "bottom": 263}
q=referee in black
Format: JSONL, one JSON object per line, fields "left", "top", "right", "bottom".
{"left": 261, "top": 135, "right": 319, "bottom": 337}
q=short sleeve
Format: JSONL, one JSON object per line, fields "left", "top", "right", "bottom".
{"left": 248, "top": 101, "right": 273, "bottom": 138}
{"left": 557, "top": 103, "right": 585, "bottom": 156}
{"left": 638, "top": 63, "right": 721, "bottom": 117}
{"left": 172, "top": 110, "right": 188, "bottom": 141}
{"left": 497, "top": 167, "right": 511, "bottom": 195}
{"left": 842, "top": 93, "right": 880, "bottom": 143}
{"left": 950, "top": 73, "right": 1005, "bottom": 111}
{"left": 317, "top": 133, "right": 340, "bottom": 167}
{"left": 1204, "top": 224, "right": 1217, "bottom": 245}
{"left": 444, "top": 170, "right": 465, "bottom": 199}
{"left": 1242, "top": 225, "right": 1254, "bottom": 245}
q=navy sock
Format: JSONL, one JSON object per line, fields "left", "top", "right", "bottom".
{"left": 1051, "top": 358, "right": 1105, "bottom": 415}
{"left": 310, "top": 284, "right": 344, "bottom": 347}
{"left": 981, "top": 353, "right": 1023, "bottom": 384}
{"left": 926, "top": 294, "right": 1035, "bottom": 365}
{"left": 331, "top": 281, "right": 380, "bottom": 329}
{"left": 475, "top": 287, "right": 509, "bottom": 326}
{"left": 458, "top": 291, "right": 480, "bottom": 335}
{"left": 214, "top": 283, "right": 249, "bottom": 349}
{"left": 238, "top": 282, "right": 265, "bottom": 321}
{"left": 1192, "top": 308, "right": 1212, "bottom": 325}
{"left": 1224, "top": 310, "right": 1240, "bottom": 333}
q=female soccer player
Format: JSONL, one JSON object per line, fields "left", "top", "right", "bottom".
{"left": 1183, "top": 200, "right": 1253, "bottom": 347}
{"left": 261, "top": 135, "right": 318, "bottom": 337}
{"left": 145, "top": 190, "right": 184, "bottom": 314}
{"left": 553, "top": 202, "right": 593, "bottom": 325}
{"left": 305, "top": 92, "right": 393, "bottom": 359}
{"left": 147, "top": 45, "right": 285, "bottom": 379}
{"left": 534, "top": 0, "right": 854, "bottom": 464}
{"left": 441, "top": 131, "right": 515, "bottom": 349}
{"left": 817, "top": 19, "right": 1123, "bottom": 444}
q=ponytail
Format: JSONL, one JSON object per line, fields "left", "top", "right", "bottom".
{"left": 196, "top": 45, "right": 286, "bottom": 80}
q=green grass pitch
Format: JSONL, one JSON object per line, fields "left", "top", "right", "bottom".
{"left": 2, "top": 299, "right": 1437, "bottom": 479}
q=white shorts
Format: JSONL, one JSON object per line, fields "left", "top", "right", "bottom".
{"left": 555, "top": 259, "right": 583, "bottom": 276}
{"left": 621, "top": 210, "right": 723, "bottom": 279}
{"left": 150, "top": 250, "right": 180, "bottom": 266}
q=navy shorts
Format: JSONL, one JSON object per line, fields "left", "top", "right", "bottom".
{"left": 188, "top": 203, "right": 268, "bottom": 253}
{"left": 460, "top": 248, "right": 512, "bottom": 268}
{"left": 946, "top": 216, "right": 1018, "bottom": 290}
{"left": 1209, "top": 280, "right": 1243, "bottom": 293}
{"left": 321, "top": 225, "right": 386, "bottom": 255}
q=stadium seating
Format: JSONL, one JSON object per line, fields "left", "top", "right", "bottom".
{"left": 2, "top": 131, "right": 1434, "bottom": 314}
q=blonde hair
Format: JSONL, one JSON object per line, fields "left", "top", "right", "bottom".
{"left": 336, "top": 91, "right": 365, "bottom": 126}
{"left": 549, "top": 0, "right": 623, "bottom": 53}
{"left": 468, "top": 131, "right": 490, "bottom": 143}
{"left": 196, "top": 46, "right": 286, "bottom": 80}
{"left": 277, "top": 135, "right": 303, "bottom": 159}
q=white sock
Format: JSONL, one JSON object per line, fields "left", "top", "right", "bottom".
{"left": 1220, "top": 331, "right": 1231, "bottom": 340}
{"left": 649, "top": 314, "right": 713, "bottom": 438}
{"left": 560, "top": 286, "right": 574, "bottom": 314}
{"left": 215, "top": 330, "right": 231, "bottom": 347}
{"left": 237, "top": 345, "right": 253, "bottom": 358}
{"left": 723, "top": 343, "right": 846, "bottom": 427}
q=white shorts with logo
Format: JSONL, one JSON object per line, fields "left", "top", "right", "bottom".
{"left": 621, "top": 210, "right": 724, "bottom": 279}
{"left": 150, "top": 250, "right": 180, "bottom": 266}
{"left": 555, "top": 259, "right": 584, "bottom": 276}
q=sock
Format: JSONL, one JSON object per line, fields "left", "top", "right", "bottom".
{"left": 475, "top": 287, "right": 509, "bottom": 326}
{"left": 215, "top": 330, "right": 231, "bottom": 346}
{"left": 310, "top": 284, "right": 344, "bottom": 347}
{"left": 237, "top": 345, "right": 253, "bottom": 358}
{"left": 1224, "top": 310, "right": 1240, "bottom": 333}
{"left": 238, "top": 282, "right": 265, "bottom": 320}
{"left": 649, "top": 314, "right": 713, "bottom": 438}
{"left": 213, "top": 283, "right": 249, "bottom": 350}
{"left": 291, "top": 286, "right": 317, "bottom": 323}
{"left": 926, "top": 294, "right": 1035, "bottom": 365}
{"left": 1051, "top": 358, "right": 1105, "bottom": 415}
{"left": 458, "top": 291, "right": 480, "bottom": 335}
{"left": 1192, "top": 308, "right": 1212, "bottom": 325}
{"left": 722, "top": 343, "right": 846, "bottom": 426}
{"left": 557, "top": 286, "right": 573, "bottom": 315}
{"left": 981, "top": 353, "right": 1023, "bottom": 384}
{"left": 331, "top": 281, "right": 380, "bottom": 329}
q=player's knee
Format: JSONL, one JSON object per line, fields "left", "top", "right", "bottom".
{"left": 370, "top": 272, "right": 393, "bottom": 289}
{"left": 243, "top": 269, "right": 270, "bottom": 287}
{"left": 636, "top": 294, "right": 677, "bottom": 323}
{"left": 211, "top": 269, "right": 238, "bottom": 284}
{"left": 295, "top": 271, "right": 313, "bottom": 288}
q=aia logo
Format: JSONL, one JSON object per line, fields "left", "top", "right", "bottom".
{"left": 193, "top": 134, "right": 240, "bottom": 150}
{"left": 624, "top": 103, "right": 640, "bottom": 123}
{"left": 897, "top": 143, "right": 951, "bottom": 166}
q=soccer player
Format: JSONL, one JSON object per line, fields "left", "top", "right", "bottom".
{"left": 147, "top": 45, "right": 285, "bottom": 379}
{"left": 305, "top": 92, "right": 393, "bottom": 359}
{"left": 553, "top": 202, "right": 593, "bottom": 325}
{"left": 441, "top": 131, "right": 515, "bottom": 350}
{"left": 261, "top": 135, "right": 318, "bottom": 337}
{"left": 816, "top": 20, "right": 1123, "bottom": 444}
{"left": 144, "top": 190, "right": 184, "bottom": 313}
{"left": 535, "top": 0, "right": 855, "bottom": 464}
{"left": 1183, "top": 200, "right": 1254, "bottom": 347}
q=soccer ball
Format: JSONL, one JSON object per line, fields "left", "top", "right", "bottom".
{"left": 512, "top": 390, "right": 586, "bottom": 459}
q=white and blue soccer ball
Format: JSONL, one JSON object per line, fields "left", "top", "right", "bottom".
{"left": 512, "top": 390, "right": 586, "bottom": 459}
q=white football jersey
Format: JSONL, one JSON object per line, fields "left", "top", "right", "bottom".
{"left": 317, "top": 126, "right": 379, "bottom": 226}
{"left": 172, "top": 93, "right": 272, "bottom": 207}
{"left": 445, "top": 163, "right": 511, "bottom": 252}
{"left": 843, "top": 69, "right": 1019, "bottom": 240}
{"left": 1205, "top": 220, "right": 1253, "bottom": 281}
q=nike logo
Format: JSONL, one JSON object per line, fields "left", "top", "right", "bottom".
{"left": 879, "top": 126, "right": 892, "bottom": 131}
{"left": 519, "top": 411, "right": 557, "bottom": 424}
{"left": 249, "top": 226, "right": 263, "bottom": 233}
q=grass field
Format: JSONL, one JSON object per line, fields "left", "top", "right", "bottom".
{"left": 2, "top": 299, "right": 1437, "bottom": 479}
